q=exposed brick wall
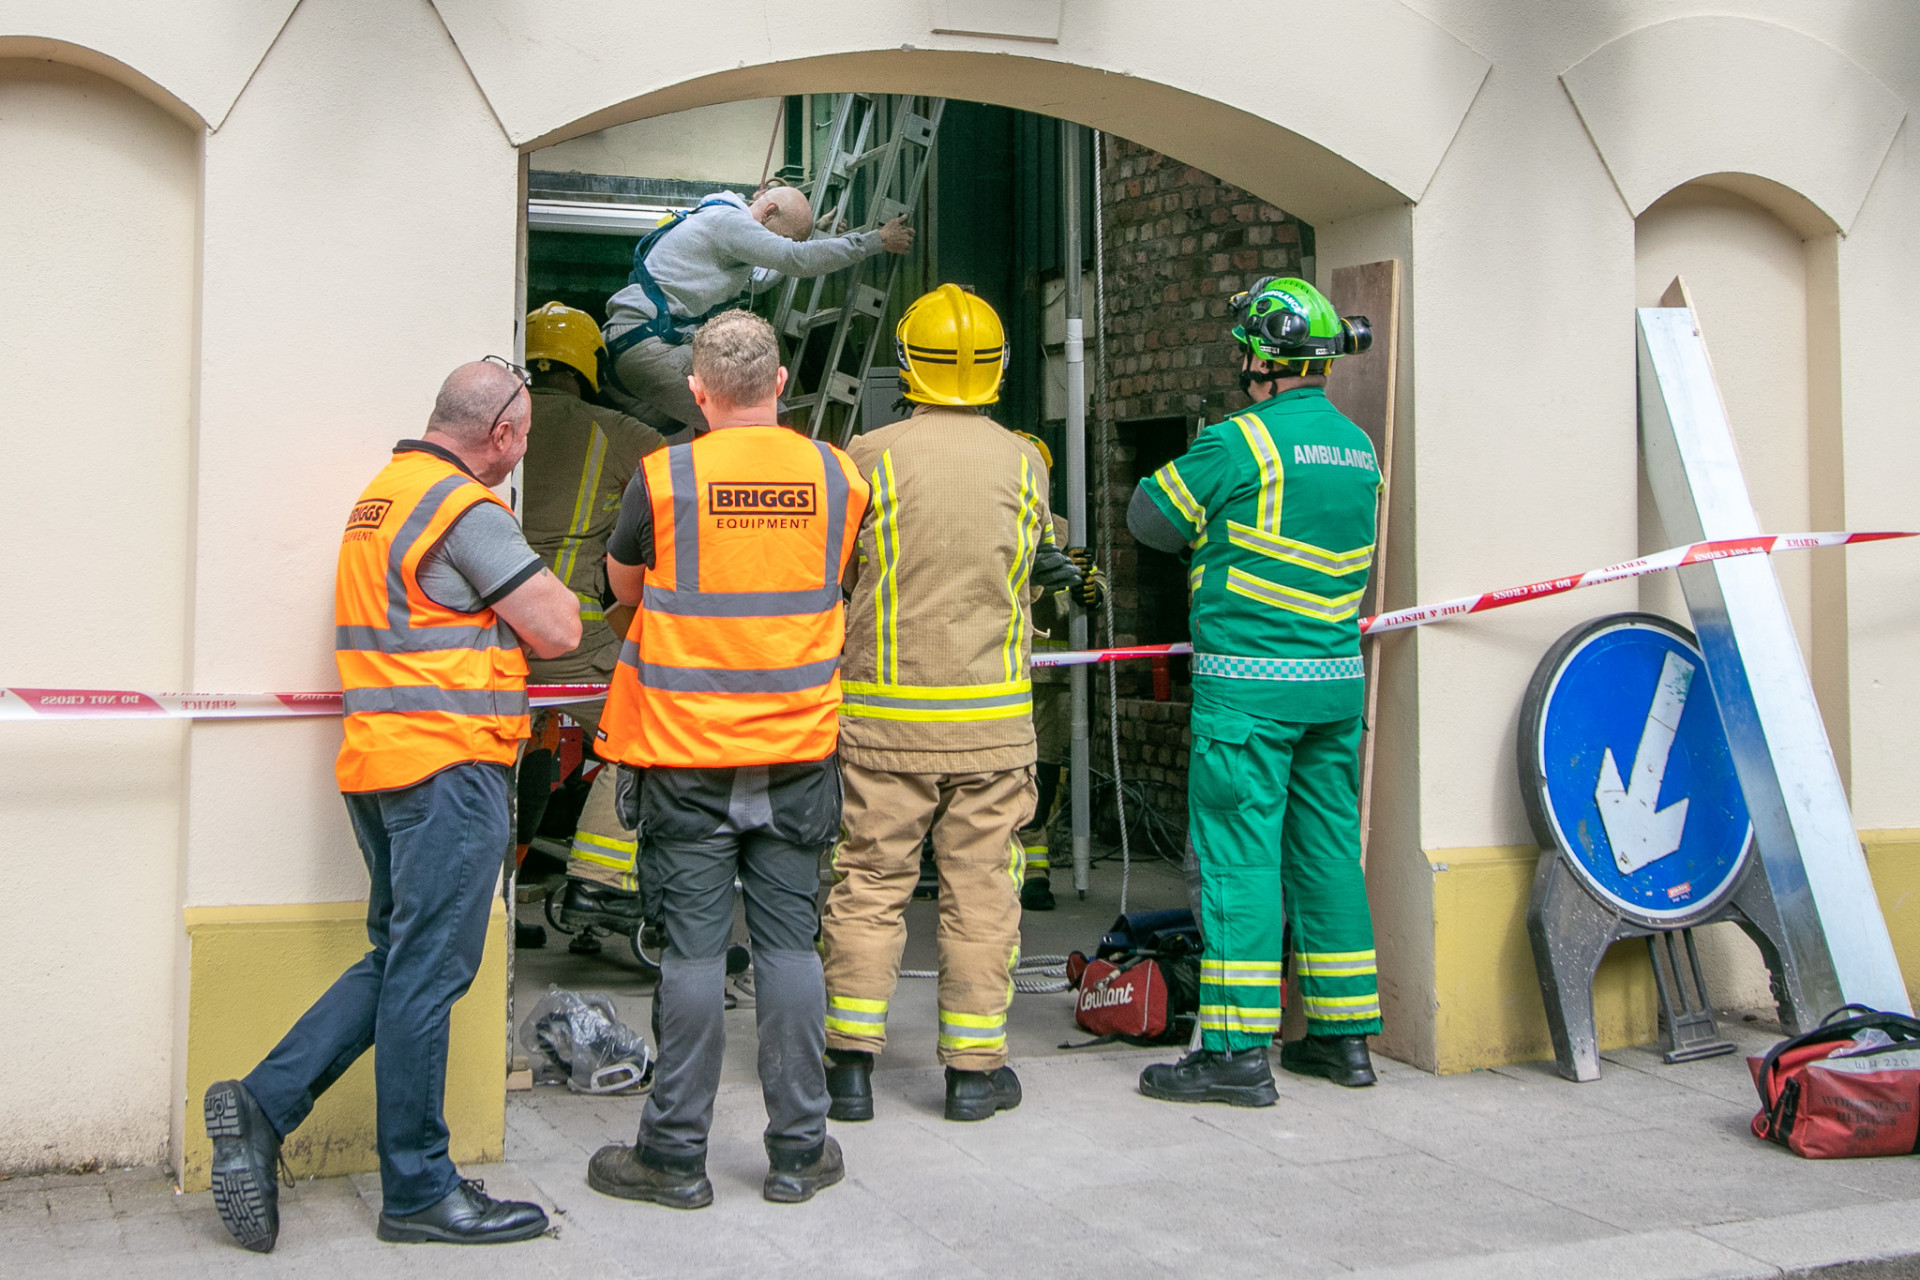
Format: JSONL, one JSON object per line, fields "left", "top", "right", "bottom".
{"left": 1102, "top": 139, "right": 1309, "bottom": 427}
{"left": 1089, "top": 138, "right": 1311, "bottom": 822}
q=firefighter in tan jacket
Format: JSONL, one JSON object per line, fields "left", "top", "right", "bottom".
{"left": 820, "top": 285, "right": 1083, "bottom": 1123}
{"left": 516, "top": 304, "right": 664, "bottom": 946}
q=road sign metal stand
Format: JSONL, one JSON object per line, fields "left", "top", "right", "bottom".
{"left": 1521, "top": 612, "right": 1801, "bottom": 1082}
{"left": 1528, "top": 849, "right": 1794, "bottom": 1081}
{"left": 1646, "top": 927, "right": 1735, "bottom": 1064}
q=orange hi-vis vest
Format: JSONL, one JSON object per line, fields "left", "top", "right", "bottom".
{"left": 597, "top": 426, "right": 869, "bottom": 769}
{"left": 334, "top": 447, "right": 531, "bottom": 792}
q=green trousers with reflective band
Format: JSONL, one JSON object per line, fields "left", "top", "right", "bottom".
{"left": 1187, "top": 708, "right": 1380, "bottom": 1051}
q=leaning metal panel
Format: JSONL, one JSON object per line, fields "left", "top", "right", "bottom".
{"left": 1637, "top": 306, "right": 1909, "bottom": 1017}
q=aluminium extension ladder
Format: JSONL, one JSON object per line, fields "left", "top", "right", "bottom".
{"left": 771, "top": 93, "right": 944, "bottom": 445}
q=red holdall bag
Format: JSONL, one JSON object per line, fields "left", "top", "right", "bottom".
{"left": 1075, "top": 957, "right": 1171, "bottom": 1041}
{"left": 1750, "top": 1005, "right": 1920, "bottom": 1159}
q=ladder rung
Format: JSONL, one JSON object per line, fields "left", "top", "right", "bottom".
{"left": 823, "top": 372, "right": 862, "bottom": 405}
{"left": 849, "top": 284, "right": 888, "bottom": 320}
{"left": 899, "top": 113, "right": 935, "bottom": 147}
{"left": 872, "top": 197, "right": 910, "bottom": 226}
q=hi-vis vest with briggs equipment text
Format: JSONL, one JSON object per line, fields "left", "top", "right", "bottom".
{"left": 596, "top": 426, "right": 869, "bottom": 769}
{"left": 334, "top": 449, "right": 531, "bottom": 792}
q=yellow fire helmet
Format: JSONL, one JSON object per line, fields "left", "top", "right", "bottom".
{"left": 895, "top": 283, "right": 1007, "bottom": 406}
{"left": 526, "top": 300, "right": 606, "bottom": 391}
{"left": 1013, "top": 431, "right": 1053, "bottom": 470}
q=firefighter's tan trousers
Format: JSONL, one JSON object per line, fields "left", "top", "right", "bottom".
{"left": 548, "top": 698, "right": 640, "bottom": 891}
{"left": 821, "top": 762, "right": 1035, "bottom": 1071}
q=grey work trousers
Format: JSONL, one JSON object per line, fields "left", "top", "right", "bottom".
{"left": 632, "top": 759, "right": 840, "bottom": 1162}
{"left": 607, "top": 334, "right": 706, "bottom": 433}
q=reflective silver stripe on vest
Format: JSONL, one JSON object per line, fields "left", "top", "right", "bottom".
{"left": 641, "top": 582, "right": 843, "bottom": 618}
{"left": 648, "top": 436, "right": 849, "bottom": 618}
{"left": 334, "top": 621, "right": 516, "bottom": 653}
{"left": 341, "top": 687, "right": 530, "bottom": 716}
{"left": 387, "top": 474, "right": 470, "bottom": 631}
{"left": 636, "top": 656, "right": 840, "bottom": 694}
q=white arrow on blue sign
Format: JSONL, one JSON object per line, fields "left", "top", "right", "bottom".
{"left": 1533, "top": 617, "right": 1751, "bottom": 923}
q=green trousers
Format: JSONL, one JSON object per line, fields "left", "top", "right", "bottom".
{"left": 1187, "top": 706, "right": 1381, "bottom": 1051}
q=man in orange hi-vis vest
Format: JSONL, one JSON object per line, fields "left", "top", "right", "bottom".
{"left": 585, "top": 311, "right": 869, "bottom": 1211}
{"left": 203, "top": 359, "right": 581, "bottom": 1254}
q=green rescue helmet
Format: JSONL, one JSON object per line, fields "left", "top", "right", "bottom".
{"left": 1229, "top": 276, "right": 1372, "bottom": 365}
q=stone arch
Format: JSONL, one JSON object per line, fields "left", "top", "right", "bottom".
{"left": 1562, "top": 15, "right": 1906, "bottom": 235}
{"left": 432, "top": 2, "right": 1491, "bottom": 227}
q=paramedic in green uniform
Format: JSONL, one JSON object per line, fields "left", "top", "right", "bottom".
{"left": 1131, "top": 277, "right": 1383, "bottom": 1104}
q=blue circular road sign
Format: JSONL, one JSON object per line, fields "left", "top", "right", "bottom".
{"left": 1519, "top": 613, "right": 1751, "bottom": 925}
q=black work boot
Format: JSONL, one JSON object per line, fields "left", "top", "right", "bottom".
{"left": 586, "top": 1144, "right": 713, "bottom": 1210}
{"left": 945, "top": 1065, "right": 1022, "bottom": 1122}
{"left": 1138, "top": 1048, "right": 1279, "bottom": 1107}
{"left": 1280, "top": 1034, "right": 1378, "bottom": 1087}
{"left": 764, "top": 1136, "right": 845, "bottom": 1204}
{"left": 1020, "top": 876, "right": 1056, "bottom": 912}
{"left": 825, "top": 1049, "right": 874, "bottom": 1122}
{"left": 204, "top": 1079, "right": 282, "bottom": 1253}
{"left": 375, "top": 1179, "right": 548, "bottom": 1244}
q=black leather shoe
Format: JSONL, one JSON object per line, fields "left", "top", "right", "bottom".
{"left": 375, "top": 1179, "right": 547, "bottom": 1245}
{"left": 586, "top": 1144, "right": 713, "bottom": 1210}
{"left": 205, "top": 1079, "right": 282, "bottom": 1253}
{"left": 1138, "top": 1048, "right": 1279, "bottom": 1107}
{"left": 825, "top": 1049, "right": 874, "bottom": 1122}
{"left": 945, "top": 1065, "right": 1022, "bottom": 1122}
{"left": 764, "top": 1136, "right": 845, "bottom": 1204}
{"left": 1020, "top": 877, "right": 1056, "bottom": 912}
{"left": 1280, "top": 1034, "right": 1377, "bottom": 1087}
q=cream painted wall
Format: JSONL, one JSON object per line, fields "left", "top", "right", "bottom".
{"left": 182, "top": 0, "right": 519, "bottom": 912}
{"left": 0, "top": 60, "right": 196, "bottom": 1171}
{"left": 532, "top": 98, "right": 780, "bottom": 185}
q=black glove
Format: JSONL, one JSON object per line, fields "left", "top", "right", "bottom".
{"left": 1065, "top": 547, "right": 1107, "bottom": 609}
{"left": 1031, "top": 541, "right": 1085, "bottom": 591}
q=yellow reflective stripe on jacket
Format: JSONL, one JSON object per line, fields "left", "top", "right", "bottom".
{"left": 826, "top": 994, "right": 888, "bottom": 1036}
{"left": 574, "top": 591, "right": 605, "bottom": 625}
{"left": 1302, "top": 993, "right": 1382, "bottom": 1021}
{"left": 869, "top": 450, "right": 904, "bottom": 685}
{"left": 552, "top": 423, "right": 610, "bottom": 593}
{"left": 1000, "top": 454, "right": 1042, "bottom": 681}
{"left": 1225, "top": 520, "right": 1373, "bottom": 577}
{"left": 1225, "top": 566, "right": 1365, "bottom": 622}
{"left": 1232, "top": 414, "right": 1284, "bottom": 534}
{"left": 1151, "top": 460, "right": 1205, "bottom": 531}
{"left": 938, "top": 1008, "right": 1007, "bottom": 1051}
{"left": 839, "top": 679, "right": 1032, "bottom": 723}
{"left": 1189, "top": 563, "right": 1204, "bottom": 591}
{"left": 1295, "top": 949, "right": 1378, "bottom": 977}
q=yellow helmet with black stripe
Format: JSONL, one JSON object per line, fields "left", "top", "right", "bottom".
{"left": 526, "top": 300, "right": 606, "bottom": 391}
{"left": 895, "top": 284, "right": 1006, "bottom": 406}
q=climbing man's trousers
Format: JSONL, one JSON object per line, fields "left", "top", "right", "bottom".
{"left": 1187, "top": 708, "right": 1380, "bottom": 1052}
{"left": 821, "top": 762, "right": 1034, "bottom": 1071}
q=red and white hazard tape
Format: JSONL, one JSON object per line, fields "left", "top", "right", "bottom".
{"left": 2, "top": 532, "right": 1908, "bottom": 720}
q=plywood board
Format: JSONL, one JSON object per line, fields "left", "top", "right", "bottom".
{"left": 1323, "top": 260, "right": 1400, "bottom": 861}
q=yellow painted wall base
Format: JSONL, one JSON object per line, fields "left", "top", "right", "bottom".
{"left": 1426, "top": 835, "right": 1920, "bottom": 1074}
{"left": 179, "top": 899, "right": 507, "bottom": 1192}
{"left": 1429, "top": 845, "right": 1657, "bottom": 1074}
{"left": 1863, "top": 830, "right": 1920, "bottom": 1011}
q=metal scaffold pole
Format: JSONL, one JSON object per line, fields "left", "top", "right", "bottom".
{"left": 1062, "top": 120, "right": 1091, "bottom": 898}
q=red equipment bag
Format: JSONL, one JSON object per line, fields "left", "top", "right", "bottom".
{"left": 1750, "top": 1005, "right": 1920, "bottom": 1159}
{"left": 1075, "top": 957, "right": 1172, "bottom": 1041}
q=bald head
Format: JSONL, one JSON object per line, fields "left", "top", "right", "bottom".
{"left": 752, "top": 185, "right": 815, "bottom": 242}
{"left": 428, "top": 360, "right": 527, "bottom": 446}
